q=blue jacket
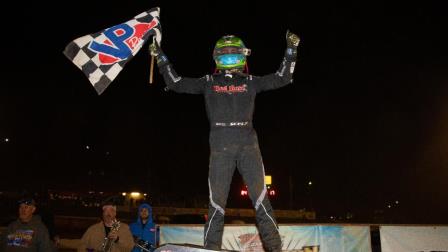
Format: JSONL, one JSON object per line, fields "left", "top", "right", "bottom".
{"left": 129, "top": 203, "right": 159, "bottom": 252}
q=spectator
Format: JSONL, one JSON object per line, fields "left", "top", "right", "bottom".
{"left": 1, "top": 198, "right": 52, "bottom": 252}
{"left": 78, "top": 203, "right": 134, "bottom": 252}
{"left": 129, "top": 203, "right": 159, "bottom": 252}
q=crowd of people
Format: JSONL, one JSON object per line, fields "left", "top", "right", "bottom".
{"left": 0, "top": 197, "right": 159, "bottom": 252}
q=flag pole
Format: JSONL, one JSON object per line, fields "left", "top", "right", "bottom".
{"left": 149, "top": 37, "right": 155, "bottom": 84}
{"left": 149, "top": 54, "right": 154, "bottom": 84}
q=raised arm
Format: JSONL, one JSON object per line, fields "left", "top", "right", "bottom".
{"left": 150, "top": 42, "right": 206, "bottom": 94}
{"left": 254, "top": 30, "right": 300, "bottom": 93}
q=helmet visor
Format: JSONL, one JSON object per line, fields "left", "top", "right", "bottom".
{"left": 215, "top": 54, "right": 245, "bottom": 67}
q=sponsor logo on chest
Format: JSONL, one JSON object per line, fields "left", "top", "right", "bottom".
{"left": 213, "top": 84, "right": 248, "bottom": 93}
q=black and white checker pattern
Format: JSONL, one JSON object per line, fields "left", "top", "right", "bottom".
{"left": 64, "top": 7, "right": 161, "bottom": 95}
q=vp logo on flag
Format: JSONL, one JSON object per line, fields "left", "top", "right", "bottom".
{"left": 89, "top": 18, "right": 159, "bottom": 64}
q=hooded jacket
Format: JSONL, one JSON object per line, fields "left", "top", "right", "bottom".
{"left": 2, "top": 215, "right": 52, "bottom": 252}
{"left": 129, "top": 203, "right": 158, "bottom": 252}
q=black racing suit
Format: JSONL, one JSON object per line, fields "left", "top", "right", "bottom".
{"left": 157, "top": 44, "right": 297, "bottom": 252}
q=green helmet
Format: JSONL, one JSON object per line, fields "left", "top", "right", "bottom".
{"left": 213, "top": 35, "right": 251, "bottom": 70}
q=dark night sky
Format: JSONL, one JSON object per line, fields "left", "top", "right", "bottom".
{"left": 1, "top": 1, "right": 448, "bottom": 222}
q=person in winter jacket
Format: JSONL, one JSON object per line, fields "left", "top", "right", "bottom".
{"left": 129, "top": 203, "right": 159, "bottom": 252}
{"left": 78, "top": 203, "right": 134, "bottom": 252}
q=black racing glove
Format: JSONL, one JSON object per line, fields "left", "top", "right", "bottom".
{"left": 285, "top": 30, "right": 300, "bottom": 60}
{"left": 149, "top": 42, "right": 169, "bottom": 67}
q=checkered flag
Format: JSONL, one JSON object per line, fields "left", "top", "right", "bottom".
{"left": 64, "top": 7, "right": 161, "bottom": 95}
